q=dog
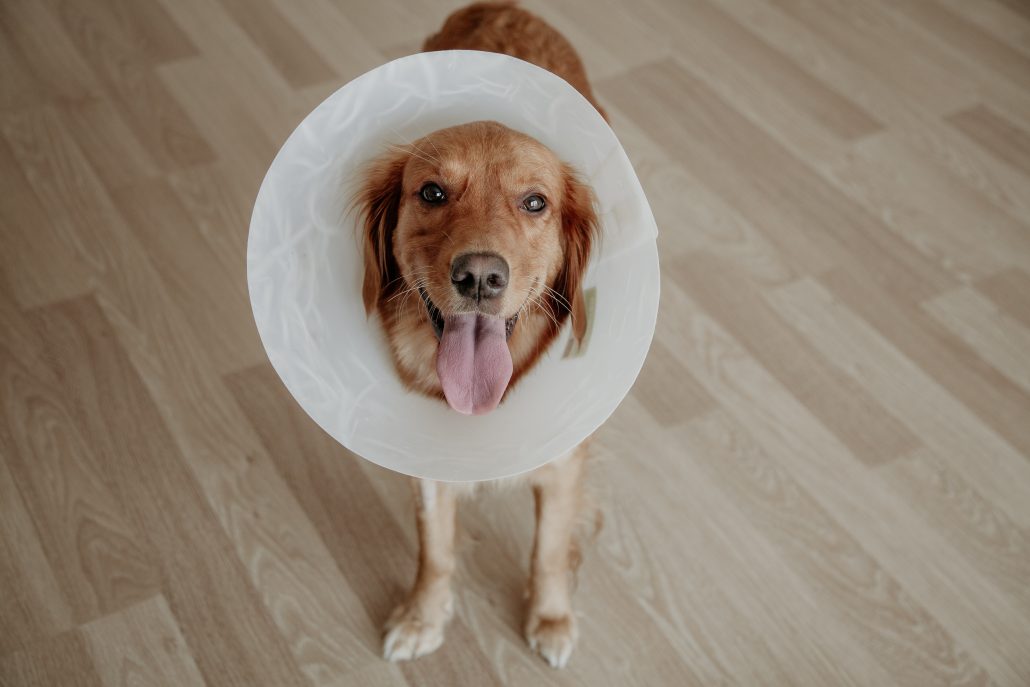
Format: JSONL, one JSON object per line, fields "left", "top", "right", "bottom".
{"left": 356, "top": 1, "right": 605, "bottom": 668}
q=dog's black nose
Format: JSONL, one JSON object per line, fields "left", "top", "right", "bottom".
{"left": 451, "top": 252, "right": 509, "bottom": 301}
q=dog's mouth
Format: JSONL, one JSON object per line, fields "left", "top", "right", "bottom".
{"left": 418, "top": 288, "right": 520, "bottom": 341}
{"left": 418, "top": 287, "right": 518, "bottom": 416}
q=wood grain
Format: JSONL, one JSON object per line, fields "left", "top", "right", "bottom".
{"left": 924, "top": 287, "right": 1030, "bottom": 396}
{"left": 947, "top": 104, "right": 1030, "bottom": 175}
{"left": 976, "top": 267, "right": 1030, "bottom": 329}
{"left": 820, "top": 132, "right": 1030, "bottom": 282}
{"left": 0, "top": 452, "right": 71, "bottom": 656}
{"left": 680, "top": 411, "right": 988, "bottom": 686}
{"left": 643, "top": 0, "right": 882, "bottom": 142}
{"left": 81, "top": 595, "right": 206, "bottom": 687}
{"left": 217, "top": 0, "right": 337, "bottom": 89}
{"left": 0, "top": 629, "right": 103, "bottom": 687}
{"left": 767, "top": 278, "right": 1030, "bottom": 527}
{"left": 820, "top": 267, "right": 1030, "bottom": 464}
{"left": 30, "top": 297, "right": 311, "bottom": 686}
{"left": 598, "top": 59, "right": 957, "bottom": 303}
{"left": 3, "top": 0, "right": 1030, "bottom": 684}
{"left": 881, "top": 448, "right": 1030, "bottom": 612}
{"left": 888, "top": 0, "right": 1030, "bottom": 93}
{"left": 48, "top": 0, "right": 216, "bottom": 169}
{"left": 674, "top": 252, "right": 919, "bottom": 466}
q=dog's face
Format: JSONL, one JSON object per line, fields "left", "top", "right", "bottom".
{"left": 357, "top": 121, "right": 596, "bottom": 415}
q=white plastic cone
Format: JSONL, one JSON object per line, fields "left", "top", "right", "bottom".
{"left": 248, "top": 51, "right": 659, "bottom": 482}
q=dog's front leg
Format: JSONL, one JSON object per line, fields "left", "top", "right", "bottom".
{"left": 383, "top": 479, "right": 457, "bottom": 661}
{"left": 525, "top": 446, "right": 586, "bottom": 668}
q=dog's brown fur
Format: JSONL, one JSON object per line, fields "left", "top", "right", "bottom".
{"left": 358, "top": 2, "right": 604, "bottom": 668}
{"left": 424, "top": 1, "right": 606, "bottom": 118}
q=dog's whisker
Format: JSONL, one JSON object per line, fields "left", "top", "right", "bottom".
{"left": 423, "top": 133, "right": 444, "bottom": 162}
{"left": 539, "top": 295, "right": 563, "bottom": 332}
{"left": 528, "top": 293, "right": 561, "bottom": 333}
{"left": 385, "top": 142, "right": 437, "bottom": 167}
{"left": 386, "top": 125, "right": 441, "bottom": 163}
{"left": 541, "top": 283, "right": 573, "bottom": 312}
{"left": 383, "top": 128, "right": 440, "bottom": 167}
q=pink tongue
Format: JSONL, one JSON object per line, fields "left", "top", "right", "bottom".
{"left": 436, "top": 313, "right": 513, "bottom": 415}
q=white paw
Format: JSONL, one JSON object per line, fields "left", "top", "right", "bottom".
{"left": 382, "top": 598, "right": 452, "bottom": 662}
{"left": 525, "top": 612, "right": 578, "bottom": 669}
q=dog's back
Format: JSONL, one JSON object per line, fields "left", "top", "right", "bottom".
{"left": 423, "top": 2, "right": 605, "bottom": 117}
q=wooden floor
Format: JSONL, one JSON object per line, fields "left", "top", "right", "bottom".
{"left": 2, "top": 0, "right": 1030, "bottom": 685}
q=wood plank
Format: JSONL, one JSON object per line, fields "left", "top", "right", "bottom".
{"left": 890, "top": 0, "right": 1030, "bottom": 92}
{"left": 823, "top": 132, "right": 1030, "bottom": 282}
{"left": 49, "top": 0, "right": 215, "bottom": 170}
{"left": 0, "top": 0, "right": 102, "bottom": 106}
{"left": 599, "top": 59, "right": 957, "bottom": 303}
{"left": 165, "top": 163, "right": 256, "bottom": 313}
{"left": 973, "top": 0, "right": 1030, "bottom": 30}
{"left": 768, "top": 277, "right": 1030, "bottom": 527}
{"left": 674, "top": 253, "right": 920, "bottom": 466}
{"left": 0, "top": 336, "right": 161, "bottom": 625}
{"left": 0, "top": 453, "right": 72, "bottom": 656}
{"left": 109, "top": 178, "right": 266, "bottom": 375}
{"left": 0, "top": 110, "right": 123, "bottom": 284}
{"left": 0, "top": 207, "right": 161, "bottom": 632}
{"left": 58, "top": 95, "right": 161, "bottom": 193}
{"left": 595, "top": 105, "right": 798, "bottom": 282}
{"left": 0, "top": 23, "right": 49, "bottom": 111}
{"left": 681, "top": 410, "right": 989, "bottom": 686}
{"left": 216, "top": 0, "right": 337, "bottom": 89}
{"left": 632, "top": 338, "right": 716, "bottom": 427}
{"left": 524, "top": 0, "right": 671, "bottom": 81}
{"left": 924, "top": 287, "right": 1030, "bottom": 396}
{"left": 157, "top": 57, "right": 278, "bottom": 193}
{"left": 767, "top": 0, "right": 981, "bottom": 115}
{"left": 935, "top": 0, "right": 1030, "bottom": 56}
{"left": 321, "top": 0, "right": 441, "bottom": 56}
{"left": 264, "top": 0, "right": 384, "bottom": 84}
{"left": 975, "top": 267, "right": 1030, "bottom": 329}
{"left": 947, "top": 104, "right": 1030, "bottom": 176}
{"left": 714, "top": 0, "right": 1030, "bottom": 222}
{"left": 82, "top": 595, "right": 206, "bottom": 687}
{"left": 599, "top": 400, "right": 896, "bottom": 687}
{"left": 656, "top": 280, "right": 1030, "bottom": 683}
{"left": 97, "top": 0, "right": 198, "bottom": 64}
{"left": 881, "top": 448, "right": 1030, "bottom": 612}
{"left": 645, "top": 0, "right": 882, "bottom": 142}
{"left": 337, "top": 661, "right": 411, "bottom": 687}
{"left": 28, "top": 295, "right": 308, "bottom": 687}
{"left": 155, "top": 0, "right": 301, "bottom": 143}
{"left": 820, "top": 267, "right": 1030, "bottom": 470}
{"left": 0, "top": 136, "right": 97, "bottom": 307}
{"left": 0, "top": 630, "right": 103, "bottom": 687}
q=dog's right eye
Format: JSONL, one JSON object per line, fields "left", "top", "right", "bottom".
{"left": 419, "top": 183, "right": 447, "bottom": 204}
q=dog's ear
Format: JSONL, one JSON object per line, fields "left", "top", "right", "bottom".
{"left": 555, "top": 164, "right": 598, "bottom": 343}
{"left": 356, "top": 150, "right": 408, "bottom": 316}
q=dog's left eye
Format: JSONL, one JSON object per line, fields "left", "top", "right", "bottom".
{"left": 522, "top": 194, "right": 546, "bottom": 213}
{"left": 420, "top": 183, "right": 446, "bottom": 204}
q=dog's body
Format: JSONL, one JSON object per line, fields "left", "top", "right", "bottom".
{"left": 357, "top": 2, "right": 604, "bottom": 668}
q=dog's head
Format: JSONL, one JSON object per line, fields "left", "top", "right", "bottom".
{"left": 356, "top": 121, "right": 597, "bottom": 415}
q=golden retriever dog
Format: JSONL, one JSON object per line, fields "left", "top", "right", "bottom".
{"left": 356, "top": 1, "right": 605, "bottom": 668}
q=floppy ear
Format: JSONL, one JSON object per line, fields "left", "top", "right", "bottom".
{"left": 355, "top": 151, "right": 408, "bottom": 316}
{"left": 554, "top": 164, "right": 599, "bottom": 343}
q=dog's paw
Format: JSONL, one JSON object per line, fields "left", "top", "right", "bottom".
{"left": 525, "top": 611, "right": 578, "bottom": 669}
{"left": 382, "top": 596, "right": 453, "bottom": 662}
